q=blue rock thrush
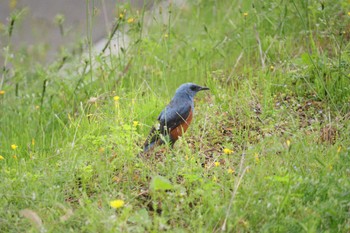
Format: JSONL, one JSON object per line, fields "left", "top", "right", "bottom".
{"left": 143, "top": 83, "right": 209, "bottom": 152}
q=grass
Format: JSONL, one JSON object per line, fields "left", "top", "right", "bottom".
{"left": 1, "top": 0, "right": 350, "bottom": 232}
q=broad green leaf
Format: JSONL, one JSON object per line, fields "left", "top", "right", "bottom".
{"left": 150, "top": 175, "right": 174, "bottom": 191}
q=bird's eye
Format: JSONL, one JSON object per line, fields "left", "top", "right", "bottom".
{"left": 190, "top": 86, "right": 197, "bottom": 91}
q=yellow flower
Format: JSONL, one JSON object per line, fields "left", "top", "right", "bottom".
{"left": 0, "top": 155, "right": 4, "bottom": 160}
{"left": 110, "top": 199, "right": 124, "bottom": 209}
{"left": 227, "top": 168, "right": 234, "bottom": 174}
{"left": 164, "top": 34, "right": 169, "bottom": 38}
{"left": 286, "top": 140, "right": 291, "bottom": 147}
{"left": 119, "top": 13, "right": 124, "bottom": 19}
{"left": 270, "top": 65, "right": 274, "bottom": 71}
{"left": 0, "top": 90, "right": 5, "bottom": 95}
{"left": 337, "top": 146, "right": 341, "bottom": 153}
{"left": 243, "top": 12, "right": 248, "bottom": 17}
{"left": 214, "top": 161, "right": 220, "bottom": 167}
{"left": 13, "top": 155, "right": 17, "bottom": 159}
{"left": 254, "top": 153, "right": 259, "bottom": 163}
{"left": 9, "top": 0, "right": 17, "bottom": 9}
{"left": 348, "top": 12, "right": 350, "bottom": 16}
{"left": 328, "top": 165, "right": 333, "bottom": 171}
{"left": 127, "top": 18, "right": 135, "bottom": 23}
{"left": 11, "top": 144, "right": 18, "bottom": 150}
{"left": 223, "top": 148, "right": 233, "bottom": 155}
{"left": 35, "top": 105, "right": 40, "bottom": 110}
{"left": 133, "top": 121, "right": 139, "bottom": 127}
{"left": 114, "top": 96, "right": 120, "bottom": 101}
{"left": 32, "top": 138, "right": 35, "bottom": 146}
{"left": 212, "top": 176, "right": 218, "bottom": 182}
{"left": 99, "top": 147, "right": 105, "bottom": 153}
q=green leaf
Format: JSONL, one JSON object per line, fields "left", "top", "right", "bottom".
{"left": 150, "top": 175, "right": 174, "bottom": 191}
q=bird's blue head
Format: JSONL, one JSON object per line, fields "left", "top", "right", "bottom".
{"left": 175, "top": 83, "right": 210, "bottom": 99}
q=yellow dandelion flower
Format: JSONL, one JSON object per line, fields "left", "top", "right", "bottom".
{"left": 110, "top": 199, "right": 124, "bottom": 209}
{"left": 348, "top": 12, "right": 350, "bottom": 16}
{"left": 9, "top": 0, "right": 17, "bottom": 9}
{"left": 243, "top": 12, "right": 248, "bottom": 17}
{"left": 114, "top": 96, "right": 120, "bottom": 101}
{"left": 286, "top": 140, "right": 291, "bottom": 147}
{"left": 227, "top": 168, "right": 234, "bottom": 174}
{"left": 35, "top": 105, "right": 40, "bottom": 110}
{"left": 337, "top": 146, "right": 341, "bottom": 153}
{"left": 13, "top": 155, "right": 17, "bottom": 159}
{"left": 0, "top": 90, "right": 5, "bottom": 95}
{"left": 164, "top": 33, "right": 169, "bottom": 38}
{"left": 270, "top": 65, "right": 274, "bottom": 71}
{"left": 119, "top": 13, "right": 124, "bottom": 19}
{"left": 133, "top": 121, "right": 139, "bottom": 127}
{"left": 127, "top": 18, "right": 135, "bottom": 23}
{"left": 328, "top": 165, "right": 333, "bottom": 171}
{"left": 254, "top": 153, "right": 259, "bottom": 163}
{"left": 11, "top": 144, "right": 18, "bottom": 150}
{"left": 0, "top": 155, "right": 4, "bottom": 160}
{"left": 214, "top": 161, "right": 220, "bottom": 167}
{"left": 223, "top": 148, "right": 233, "bottom": 155}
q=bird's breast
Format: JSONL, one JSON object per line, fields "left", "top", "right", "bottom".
{"left": 169, "top": 109, "right": 193, "bottom": 141}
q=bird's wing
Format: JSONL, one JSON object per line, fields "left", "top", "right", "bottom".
{"left": 158, "top": 99, "right": 192, "bottom": 133}
{"left": 143, "top": 100, "right": 191, "bottom": 152}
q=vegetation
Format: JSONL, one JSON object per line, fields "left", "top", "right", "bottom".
{"left": 1, "top": 0, "right": 349, "bottom": 232}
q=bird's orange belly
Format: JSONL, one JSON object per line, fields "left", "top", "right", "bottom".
{"left": 170, "top": 110, "right": 193, "bottom": 141}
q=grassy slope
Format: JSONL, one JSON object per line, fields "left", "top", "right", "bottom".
{"left": 1, "top": 0, "right": 350, "bottom": 232}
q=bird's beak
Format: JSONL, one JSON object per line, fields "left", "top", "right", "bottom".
{"left": 200, "top": 86, "right": 210, "bottom": 91}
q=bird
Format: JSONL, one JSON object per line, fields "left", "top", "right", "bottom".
{"left": 143, "top": 83, "right": 209, "bottom": 152}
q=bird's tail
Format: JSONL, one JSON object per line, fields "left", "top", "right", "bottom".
{"left": 143, "top": 141, "right": 156, "bottom": 152}
{"left": 141, "top": 126, "right": 161, "bottom": 153}
{"left": 140, "top": 126, "right": 174, "bottom": 155}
